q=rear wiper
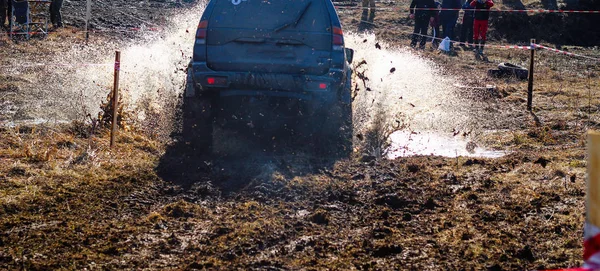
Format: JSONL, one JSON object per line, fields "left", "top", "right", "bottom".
{"left": 274, "top": 1, "right": 312, "bottom": 33}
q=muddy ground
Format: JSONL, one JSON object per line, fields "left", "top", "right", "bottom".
{"left": 0, "top": 125, "right": 590, "bottom": 270}
{"left": 1, "top": 0, "right": 600, "bottom": 270}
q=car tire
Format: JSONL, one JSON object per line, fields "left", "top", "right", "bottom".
{"left": 498, "top": 62, "right": 529, "bottom": 80}
{"left": 182, "top": 71, "right": 214, "bottom": 155}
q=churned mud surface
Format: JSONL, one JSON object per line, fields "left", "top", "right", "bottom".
{"left": 1, "top": 0, "right": 600, "bottom": 270}
{"left": 0, "top": 125, "right": 589, "bottom": 270}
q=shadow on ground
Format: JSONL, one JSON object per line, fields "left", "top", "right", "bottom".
{"left": 156, "top": 126, "right": 349, "bottom": 198}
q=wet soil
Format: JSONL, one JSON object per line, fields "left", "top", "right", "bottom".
{"left": 63, "top": 0, "right": 196, "bottom": 33}
{"left": 0, "top": 125, "right": 589, "bottom": 270}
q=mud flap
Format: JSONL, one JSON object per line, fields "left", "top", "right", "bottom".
{"left": 182, "top": 95, "right": 214, "bottom": 155}
{"left": 182, "top": 69, "right": 214, "bottom": 155}
{"left": 185, "top": 66, "right": 196, "bottom": 98}
{"left": 340, "top": 71, "right": 353, "bottom": 105}
{"left": 309, "top": 81, "right": 353, "bottom": 158}
{"left": 338, "top": 78, "right": 354, "bottom": 157}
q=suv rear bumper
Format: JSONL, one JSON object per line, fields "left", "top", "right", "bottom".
{"left": 189, "top": 62, "right": 346, "bottom": 101}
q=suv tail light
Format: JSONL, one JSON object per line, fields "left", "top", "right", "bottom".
{"left": 305, "top": 81, "right": 329, "bottom": 91}
{"left": 332, "top": 26, "right": 344, "bottom": 51}
{"left": 206, "top": 76, "right": 228, "bottom": 86}
{"left": 196, "top": 20, "right": 208, "bottom": 44}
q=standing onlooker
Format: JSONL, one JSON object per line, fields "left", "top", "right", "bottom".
{"left": 50, "top": 0, "right": 63, "bottom": 28}
{"left": 0, "top": 0, "right": 10, "bottom": 29}
{"left": 471, "top": 0, "right": 494, "bottom": 54}
{"left": 430, "top": 1, "right": 441, "bottom": 48}
{"left": 409, "top": 0, "right": 436, "bottom": 49}
{"left": 439, "top": 0, "right": 461, "bottom": 46}
{"left": 358, "top": 0, "right": 376, "bottom": 31}
{"left": 362, "top": 0, "right": 376, "bottom": 9}
{"left": 459, "top": 0, "right": 475, "bottom": 47}
{"left": 362, "top": 0, "right": 376, "bottom": 20}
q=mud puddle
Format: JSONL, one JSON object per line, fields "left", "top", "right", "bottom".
{"left": 386, "top": 130, "right": 507, "bottom": 158}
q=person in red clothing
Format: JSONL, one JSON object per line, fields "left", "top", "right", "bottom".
{"left": 470, "top": 0, "right": 494, "bottom": 55}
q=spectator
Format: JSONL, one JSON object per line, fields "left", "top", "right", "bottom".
{"left": 430, "top": 1, "right": 441, "bottom": 48}
{"left": 409, "top": 0, "right": 436, "bottom": 49}
{"left": 362, "top": 0, "right": 376, "bottom": 9}
{"left": 358, "top": 0, "right": 376, "bottom": 31}
{"left": 362, "top": 0, "right": 376, "bottom": 21}
{"left": 440, "top": 0, "right": 461, "bottom": 47}
{"left": 50, "top": 0, "right": 63, "bottom": 28}
{"left": 0, "top": 0, "right": 10, "bottom": 29}
{"left": 459, "top": 0, "right": 475, "bottom": 47}
{"left": 471, "top": 0, "right": 494, "bottom": 55}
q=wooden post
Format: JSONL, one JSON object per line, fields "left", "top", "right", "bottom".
{"left": 527, "top": 38, "right": 536, "bottom": 111}
{"left": 586, "top": 131, "right": 600, "bottom": 267}
{"left": 110, "top": 51, "right": 121, "bottom": 148}
{"left": 85, "top": 0, "right": 91, "bottom": 42}
{"left": 588, "top": 131, "right": 600, "bottom": 235}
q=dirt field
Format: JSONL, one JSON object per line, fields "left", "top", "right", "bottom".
{"left": 1, "top": 0, "right": 600, "bottom": 270}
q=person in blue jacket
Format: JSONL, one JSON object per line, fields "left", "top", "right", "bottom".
{"left": 459, "top": 0, "right": 475, "bottom": 47}
{"left": 439, "top": 0, "right": 461, "bottom": 46}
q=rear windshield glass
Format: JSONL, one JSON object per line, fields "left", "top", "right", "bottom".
{"left": 209, "top": 0, "right": 330, "bottom": 32}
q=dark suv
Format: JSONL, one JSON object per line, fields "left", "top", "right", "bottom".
{"left": 183, "top": 0, "right": 354, "bottom": 155}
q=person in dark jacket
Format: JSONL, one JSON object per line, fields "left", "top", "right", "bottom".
{"left": 459, "top": 0, "right": 474, "bottom": 47}
{"left": 430, "top": 1, "right": 441, "bottom": 48}
{"left": 471, "top": 0, "right": 494, "bottom": 54}
{"left": 439, "top": 0, "right": 461, "bottom": 45}
{"left": 50, "top": 0, "right": 63, "bottom": 28}
{"left": 0, "top": 0, "right": 11, "bottom": 29}
{"left": 409, "top": 0, "right": 436, "bottom": 49}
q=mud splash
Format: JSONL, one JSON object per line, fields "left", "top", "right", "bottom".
{"left": 345, "top": 33, "right": 505, "bottom": 158}
{"left": 1, "top": 2, "right": 207, "bottom": 136}
{"left": 3, "top": 7, "right": 506, "bottom": 158}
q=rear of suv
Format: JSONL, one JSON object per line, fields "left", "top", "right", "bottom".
{"left": 183, "top": 0, "right": 354, "bottom": 155}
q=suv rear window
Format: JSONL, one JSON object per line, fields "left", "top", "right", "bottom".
{"left": 208, "top": 0, "right": 330, "bottom": 32}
